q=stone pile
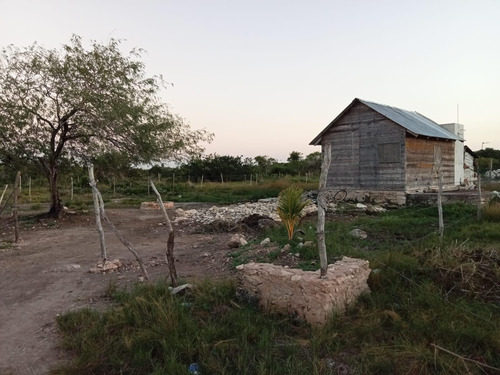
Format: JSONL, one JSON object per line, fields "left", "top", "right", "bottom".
{"left": 485, "top": 169, "right": 500, "bottom": 180}
{"left": 174, "top": 199, "right": 286, "bottom": 225}
{"left": 172, "top": 196, "right": 384, "bottom": 227}
{"left": 237, "top": 257, "right": 371, "bottom": 325}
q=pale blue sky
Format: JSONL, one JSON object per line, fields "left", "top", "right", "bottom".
{"left": 1, "top": 0, "right": 499, "bottom": 161}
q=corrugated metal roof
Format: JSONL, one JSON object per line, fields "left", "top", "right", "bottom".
{"left": 309, "top": 98, "right": 464, "bottom": 145}
{"left": 359, "top": 99, "right": 463, "bottom": 141}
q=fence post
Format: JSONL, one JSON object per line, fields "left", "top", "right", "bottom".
{"left": 89, "top": 165, "right": 107, "bottom": 261}
{"left": 13, "top": 172, "right": 21, "bottom": 243}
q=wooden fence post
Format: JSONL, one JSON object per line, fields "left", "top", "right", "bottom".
{"left": 89, "top": 165, "right": 107, "bottom": 261}
{"left": 13, "top": 172, "right": 21, "bottom": 243}
{"left": 317, "top": 144, "right": 332, "bottom": 278}
{"left": 437, "top": 172, "right": 444, "bottom": 239}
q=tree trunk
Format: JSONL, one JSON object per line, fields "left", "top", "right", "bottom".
{"left": 47, "top": 164, "right": 63, "bottom": 218}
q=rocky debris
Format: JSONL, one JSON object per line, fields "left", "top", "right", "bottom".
{"left": 355, "top": 203, "right": 367, "bottom": 210}
{"left": 88, "top": 256, "right": 166, "bottom": 274}
{"left": 240, "top": 214, "right": 272, "bottom": 230}
{"left": 175, "top": 200, "right": 280, "bottom": 226}
{"left": 485, "top": 169, "right": 500, "bottom": 179}
{"left": 89, "top": 258, "right": 122, "bottom": 273}
{"left": 349, "top": 228, "right": 368, "bottom": 239}
{"left": 237, "top": 257, "right": 371, "bottom": 325}
{"left": 300, "top": 204, "right": 318, "bottom": 216}
{"left": 366, "top": 204, "right": 387, "bottom": 214}
{"left": 257, "top": 218, "right": 280, "bottom": 230}
{"left": 227, "top": 233, "right": 248, "bottom": 248}
{"left": 169, "top": 283, "right": 194, "bottom": 295}
{"left": 490, "top": 191, "right": 500, "bottom": 203}
{"left": 140, "top": 201, "right": 175, "bottom": 210}
{"left": 260, "top": 238, "right": 271, "bottom": 246}
{"left": 173, "top": 198, "right": 320, "bottom": 227}
{"left": 171, "top": 196, "right": 386, "bottom": 229}
{"left": 281, "top": 244, "right": 291, "bottom": 253}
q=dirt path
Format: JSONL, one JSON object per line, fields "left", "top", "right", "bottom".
{"left": 0, "top": 208, "right": 235, "bottom": 374}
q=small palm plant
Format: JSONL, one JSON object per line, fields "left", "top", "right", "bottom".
{"left": 277, "top": 185, "right": 310, "bottom": 240}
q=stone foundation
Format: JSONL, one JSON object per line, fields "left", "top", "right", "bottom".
{"left": 237, "top": 257, "right": 370, "bottom": 325}
{"left": 346, "top": 190, "right": 406, "bottom": 205}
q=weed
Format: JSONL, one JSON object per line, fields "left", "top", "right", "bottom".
{"left": 482, "top": 202, "right": 500, "bottom": 222}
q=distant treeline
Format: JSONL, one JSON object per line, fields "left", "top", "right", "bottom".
{"left": 0, "top": 151, "right": 322, "bottom": 185}
{"left": 476, "top": 148, "right": 500, "bottom": 174}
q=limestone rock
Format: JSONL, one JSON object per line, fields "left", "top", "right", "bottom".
{"left": 349, "top": 228, "right": 367, "bottom": 239}
{"left": 89, "top": 258, "right": 122, "bottom": 274}
{"left": 355, "top": 203, "right": 367, "bottom": 210}
{"left": 260, "top": 238, "right": 271, "bottom": 246}
{"left": 281, "top": 244, "right": 291, "bottom": 253}
{"left": 237, "top": 257, "right": 371, "bottom": 325}
{"left": 140, "top": 201, "right": 175, "bottom": 210}
{"left": 227, "top": 233, "right": 247, "bottom": 248}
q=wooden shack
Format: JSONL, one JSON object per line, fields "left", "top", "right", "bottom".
{"left": 310, "top": 98, "right": 464, "bottom": 205}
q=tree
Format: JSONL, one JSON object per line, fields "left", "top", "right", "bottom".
{"left": 303, "top": 152, "right": 321, "bottom": 173}
{"left": 0, "top": 36, "right": 212, "bottom": 217}
{"left": 254, "top": 155, "right": 277, "bottom": 175}
{"left": 287, "top": 151, "right": 303, "bottom": 163}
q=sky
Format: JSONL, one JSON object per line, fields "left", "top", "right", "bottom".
{"left": 1, "top": 0, "right": 499, "bottom": 161}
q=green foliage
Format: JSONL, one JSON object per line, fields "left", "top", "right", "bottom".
{"left": 277, "top": 185, "right": 310, "bottom": 240}
{"left": 0, "top": 35, "right": 212, "bottom": 216}
{"left": 181, "top": 154, "right": 254, "bottom": 181}
{"left": 476, "top": 148, "right": 500, "bottom": 174}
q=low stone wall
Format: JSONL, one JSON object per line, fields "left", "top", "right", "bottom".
{"left": 237, "top": 257, "right": 370, "bottom": 325}
{"left": 406, "top": 191, "right": 480, "bottom": 205}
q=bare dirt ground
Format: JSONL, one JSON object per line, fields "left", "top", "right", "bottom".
{"left": 0, "top": 206, "right": 239, "bottom": 375}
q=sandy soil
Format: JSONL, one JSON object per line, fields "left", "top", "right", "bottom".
{"left": 0, "top": 207, "right": 237, "bottom": 375}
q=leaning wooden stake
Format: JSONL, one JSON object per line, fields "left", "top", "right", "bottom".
{"left": 13, "top": 172, "right": 21, "bottom": 243}
{"left": 92, "top": 185, "right": 150, "bottom": 281}
{"left": 0, "top": 184, "right": 8, "bottom": 207}
{"left": 317, "top": 143, "right": 332, "bottom": 278}
{"left": 150, "top": 181, "right": 178, "bottom": 286}
{"left": 89, "top": 165, "right": 107, "bottom": 261}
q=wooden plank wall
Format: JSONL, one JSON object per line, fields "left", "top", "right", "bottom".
{"left": 405, "top": 136, "right": 455, "bottom": 191}
{"left": 323, "top": 102, "right": 405, "bottom": 190}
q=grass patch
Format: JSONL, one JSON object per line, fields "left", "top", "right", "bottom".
{"left": 52, "top": 280, "right": 317, "bottom": 375}
{"left": 53, "top": 202, "right": 500, "bottom": 374}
